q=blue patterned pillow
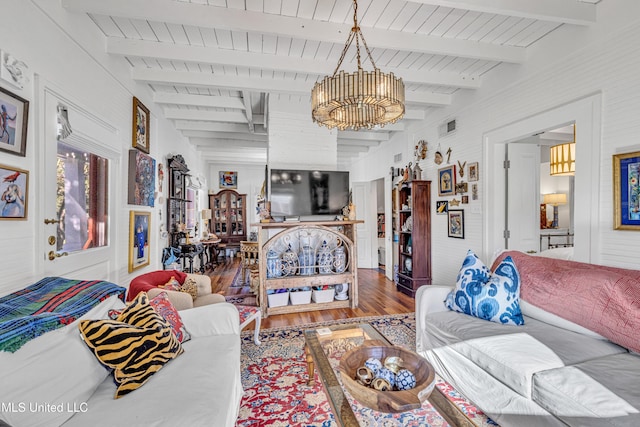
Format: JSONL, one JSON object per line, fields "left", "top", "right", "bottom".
{"left": 445, "top": 250, "right": 524, "bottom": 325}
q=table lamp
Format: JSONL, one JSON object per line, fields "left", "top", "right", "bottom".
{"left": 201, "top": 209, "right": 212, "bottom": 238}
{"left": 542, "top": 193, "right": 567, "bottom": 228}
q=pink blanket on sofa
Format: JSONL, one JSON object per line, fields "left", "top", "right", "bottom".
{"left": 492, "top": 251, "right": 640, "bottom": 353}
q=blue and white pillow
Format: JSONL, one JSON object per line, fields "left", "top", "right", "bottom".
{"left": 445, "top": 250, "right": 524, "bottom": 325}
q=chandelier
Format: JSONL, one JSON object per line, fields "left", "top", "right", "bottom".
{"left": 311, "top": 0, "right": 405, "bottom": 131}
{"left": 549, "top": 126, "right": 576, "bottom": 176}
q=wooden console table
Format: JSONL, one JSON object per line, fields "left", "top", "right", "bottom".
{"left": 253, "top": 220, "right": 363, "bottom": 317}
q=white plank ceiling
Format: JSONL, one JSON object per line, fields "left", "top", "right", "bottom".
{"left": 61, "top": 0, "right": 602, "bottom": 167}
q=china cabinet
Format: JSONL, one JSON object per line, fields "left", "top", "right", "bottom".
{"left": 395, "top": 180, "right": 432, "bottom": 297}
{"left": 209, "top": 190, "right": 247, "bottom": 246}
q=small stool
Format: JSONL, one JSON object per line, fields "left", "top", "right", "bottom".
{"left": 237, "top": 305, "right": 261, "bottom": 345}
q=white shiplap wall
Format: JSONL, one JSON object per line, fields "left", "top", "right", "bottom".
{"left": 0, "top": 2, "right": 205, "bottom": 295}
{"left": 350, "top": 5, "right": 640, "bottom": 285}
{"left": 267, "top": 97, "right": 338, "bottom": 170}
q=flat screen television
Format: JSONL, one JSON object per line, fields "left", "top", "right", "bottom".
{"left": 270, "top": 169, "right": 349, "bottom": 217}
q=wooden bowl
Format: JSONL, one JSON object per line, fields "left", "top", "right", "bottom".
{"left": 338, "top": 340, "right": 436, "bottom": 413}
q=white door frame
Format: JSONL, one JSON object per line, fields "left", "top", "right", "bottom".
{"left": 483, "top": 93, "right": 602, "bottom": 264}
{"left": 36, "top": 80, "right": 121, "bottom": 282}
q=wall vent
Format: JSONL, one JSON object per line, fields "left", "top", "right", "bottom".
{"left": 439, "top": 119, "right": 457, "bottom": 137}
{"left": 394, "top": 153, "right": 402, "bottom": 163}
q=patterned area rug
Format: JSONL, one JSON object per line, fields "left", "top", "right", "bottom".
{"left": 237, "top": 313, "right": 498, "bottom": 427}
{"left": 229, "top": 267, "right": 244, "bottom": 287}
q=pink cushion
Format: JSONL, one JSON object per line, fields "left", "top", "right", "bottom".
{"left": 492, "top": 251, "right": 640, "bottom": 353}
{"left": 127, "top": 270, "right": 188, "bottom": 302}
{"left": 109, "top": 291, "right": 191, "bottom": 343}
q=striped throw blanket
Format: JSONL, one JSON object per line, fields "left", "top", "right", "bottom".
{"left": 0, "top": 277, "right": 126, "bottom": 353}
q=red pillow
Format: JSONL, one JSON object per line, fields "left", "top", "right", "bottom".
{"left": 109, "top": 291, "right": 191, "bottom": 343}
{"left": 127, "top": 270, "right": 188, "bottom": 301}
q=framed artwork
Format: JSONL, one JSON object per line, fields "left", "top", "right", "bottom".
{"left": 448, "top": 209, "right": 465, "bottom": 239}
{"left": 219, "top": 171, "right": 238, "bottom": 189}
{"left": 127, "top": 149, "right": 156, "bottom": 207}
{"left": 436, "top": 200, "right": 448, "bottom": 215}
{"left": 0, "top": 85, "right": 28, "bottom": 157}
{"left": 455, "top": 182, "right": 468, "bottom": 194}
{"left": 438, "top": 164, "right": 456, "bottom": 197}
{"left": 613, "top": 151, "right": 640, "bottom": 230}
{"left": 468, "top": 162, "right": 479, "bottom": 182}
{"left": 132, "top": 97, "right": 150, "bottom": 153}
{"left": 0, "top": 164, "right": 28, "bottom": 220}
{"left": 472, "top": 183, "right": 478, "bottom": 200}
{"left": 129, "top": 211, "right": 150, "bottom": 272}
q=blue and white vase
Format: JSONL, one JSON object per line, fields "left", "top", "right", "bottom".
{"left": 317, "top": 240, "right": 333, "bottom": 274}
{"left": 298, "top": 243, "right": 315, "bottom": 276}
{"left": 266, "top": 249, "right": 282, "bottom": 278}
{"left": 281, "top": 244, "right": 299, "bottom": 276}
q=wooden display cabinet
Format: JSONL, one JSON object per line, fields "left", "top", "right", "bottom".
{"left": 209, "top": 189, "right": 247, "bottom": 246}
{"left": 395, "top": 180, "right": 432, "bottom": 297}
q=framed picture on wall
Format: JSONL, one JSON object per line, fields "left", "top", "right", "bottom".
{"left": 0, "top": 164, "right": 28, "bottom": 220}
{"left": 468, "top": 162, "right": 479, "bottom": 181}
{"left": 129, "top": 210, "right": 151, "bottom": 272}
{"left": 436, "top": 200, "right": 448, "bottom": 215}
{"left": 219, "top": 171, "right": 238, "bottom": 189}
{"left": 448, "top": 209, "right": 465, "bottom": 239}
{"left": 132, "top": 97, "right": 150, "bottom": 153}
{"left": 128, "top": 150, "right": 156, "bottom": 207}
{"left": 0, "top": 85, "right": 28, "bottom": 157}
{"left": 613, "top": 151, "right": 640, "bottom": 230}
{"left": 437, "top": 164, "right": 456, "bottom": 197}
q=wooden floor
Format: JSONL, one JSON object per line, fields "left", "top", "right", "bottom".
{"left": 207, "top": 257, "right": 415, "bottom": 329}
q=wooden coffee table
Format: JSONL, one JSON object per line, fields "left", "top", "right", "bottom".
{"left": 303, "top": 323, "right": 475, "bottom": 427}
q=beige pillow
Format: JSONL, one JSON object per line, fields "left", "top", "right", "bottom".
{"left": 180, "top": 278, "right": 198, "bottom": 300}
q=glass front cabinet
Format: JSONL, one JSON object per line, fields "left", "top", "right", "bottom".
{"left": 209, "top": 189, "right": 247, "bottom": 246}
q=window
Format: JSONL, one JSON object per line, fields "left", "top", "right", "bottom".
{"left": 56, "top": 141, "right": 108, "bottom": 252}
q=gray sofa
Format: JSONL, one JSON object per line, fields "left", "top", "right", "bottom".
{"left": 416, "top": 252, "right": 640, "bottom": 427}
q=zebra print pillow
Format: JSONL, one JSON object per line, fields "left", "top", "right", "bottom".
{"left": 78, "top": 292, "right": 184, "bottom": 399}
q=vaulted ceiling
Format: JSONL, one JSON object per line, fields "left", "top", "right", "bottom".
{"left": 62, "top": 0, "right": 601, "bottom": 167}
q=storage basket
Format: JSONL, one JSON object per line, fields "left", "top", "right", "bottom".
{"left": 267, "top": 291, "right": 290, "bottom": 307}
{"left": 290, "top": 290, "right": 312, "bottom": 305}
{"left": 312, "top": 288, "right": 335, "bottom": 303}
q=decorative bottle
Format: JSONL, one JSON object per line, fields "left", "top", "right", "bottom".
{"left": 266, "top": 249, "right": 282, "bottom": 278}
{"left": 333, "top": 244, "right": 347, "bottom": 273}
{"left": 317, "top": 240, "right": 333, "bottom": 274}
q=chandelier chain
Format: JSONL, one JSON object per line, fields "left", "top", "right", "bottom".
{"left": 331, "top": 0, "right": 377, "bottom": 76}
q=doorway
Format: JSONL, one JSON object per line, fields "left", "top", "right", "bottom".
{"left": 506, "top": 124, "right": 575, "bottom": 254}
{"left": 484, "top": 94, "right": 601, "bottom": 264}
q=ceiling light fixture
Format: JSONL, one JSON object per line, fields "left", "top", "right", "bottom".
{"left": 549, "top": 126, "right": 576, "bottom": 176}
{"left": 311, "top": 0, "right": 405, "bottom": 131}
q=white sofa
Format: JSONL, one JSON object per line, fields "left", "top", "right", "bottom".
{"left": 0, "top": 296, "right": 243, "bottom": 427}
{"left": 416, "top": 252, "right": 640, "bottom": 427}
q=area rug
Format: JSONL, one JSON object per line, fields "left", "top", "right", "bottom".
{"left": 237, "top": 313, "right": 498, "bottom": 427}
{"left": 230, "top": 267, "right": 244, "bottom": 287}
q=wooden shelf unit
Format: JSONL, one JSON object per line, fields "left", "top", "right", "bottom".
{"left": 254, "top": 220, "right": 362, "bottom": 317}
{"left": 209, "top": 189, "right": 247, "bottom": 247}
{"left": 395, "top": 180, "right": 432, "bottom": 297}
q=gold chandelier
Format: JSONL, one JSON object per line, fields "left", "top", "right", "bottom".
{"left": 311, "top": 0, "right": 405, "bottom": 131}
{"left": 549, "top": 126, "right": 576, "bottom": 176}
